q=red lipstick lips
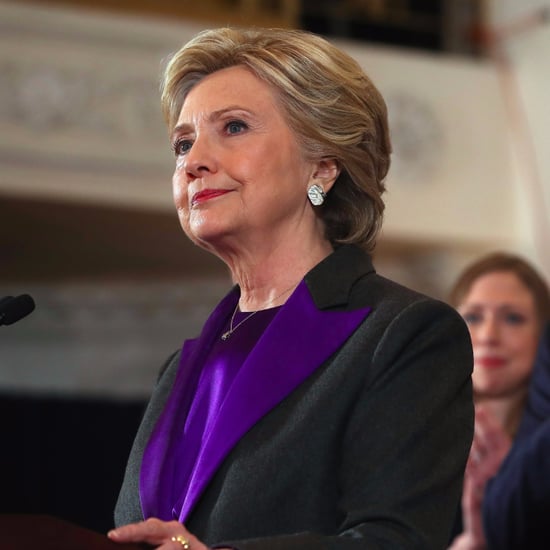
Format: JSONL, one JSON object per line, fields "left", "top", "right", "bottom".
{"left": 477, "top": 356, "right": 506, "bottom": 369}
{"left": 192, "top": 189, "right": 230, "bottom": 205}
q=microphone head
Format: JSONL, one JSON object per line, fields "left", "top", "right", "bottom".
{"left": 0, "top": 294, "right": 36, "bottom": 326}
{"left": 0, "top": 296, "right": 14, "bottom": 308}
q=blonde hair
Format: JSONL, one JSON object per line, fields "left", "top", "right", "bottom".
{"left": 161, "top": 27, "right": 391, "bottom": 252}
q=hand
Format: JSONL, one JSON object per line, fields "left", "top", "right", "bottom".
{"left": 449, "top": 406, "right": 512, "bottom": 549}
{"left": 448, "top": 532, "right": 485, "bottom": 550}
{"left": 107, "top": 518, "right": 211, "bottom": 550}
{"left": 468, "top": 406, "right": 512, "bottom": 487}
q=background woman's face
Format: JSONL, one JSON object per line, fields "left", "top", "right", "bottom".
{"left": 170, "top": 65, "right": 318, "bottom": 254}
{"left": 458, "top": 270, "right": 539, "bottom": 400}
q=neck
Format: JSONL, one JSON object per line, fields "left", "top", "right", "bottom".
{"left": 475, "top": 390, "right": 528, "bottom": 438}
{"left": 224, "top": 238, "right": 333, "bottom": 312}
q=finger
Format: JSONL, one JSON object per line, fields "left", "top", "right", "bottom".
{"left": 166, "top": 534, "right": 193, "bottom": 549}
{"left": 485, "top": 425, "right": 511, "bottom": 450}
{"left": 108, "top": 518, "right": 185, "bottom": 545}
{"left": 466, "top": 436, "right": 484, "bottom": 472}
{"left": 473, "top": 419, "right": 493, "bottom": 451}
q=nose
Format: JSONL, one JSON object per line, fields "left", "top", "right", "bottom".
{"left": 475, "top": 315, "right": 500, "bottom": 344}
{"left": 182, "top": 135, "right": 215, "bottom": 181}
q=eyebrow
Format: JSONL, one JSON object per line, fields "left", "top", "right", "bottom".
{"left": 171, "top": 105, "right": 254, "bottom": 140}
{"left": 460, "top": 303, "right": 533, "bottom": 312}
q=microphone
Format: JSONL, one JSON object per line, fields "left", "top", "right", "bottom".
{"left": 0, "top": 294, "right": 36, "bottom": 326}
{"left": 0, "top": 296, "right": 14, "bottom": 308}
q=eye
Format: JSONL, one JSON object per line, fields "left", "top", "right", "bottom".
{"left": 462, "top": 311, "right": 482, "bottom": 325}
{"left": 225, "top": 120, "right": 248, "bottom": 135}
{"left": 503, "top": 312, "right": 527, "bottom": 325}
{"left": 173, "top": 138, "right": 193, "bottom": 156}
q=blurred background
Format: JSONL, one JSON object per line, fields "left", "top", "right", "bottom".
{"left": 1, "top": 0, "right": 549, "bottom": 534}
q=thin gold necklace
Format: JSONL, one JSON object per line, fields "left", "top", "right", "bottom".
{"left": 221, "top": 282, "right": 299, "bottom": 341}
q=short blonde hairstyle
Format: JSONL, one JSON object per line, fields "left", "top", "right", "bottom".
{"left": 161, "top": 27, "right": 391, "bottom": 252}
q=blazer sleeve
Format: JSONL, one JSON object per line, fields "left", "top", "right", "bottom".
{"left": 114, "top": 350, "right": 181, "bottom": 528}
{"left": 216, "top": 298, "right": 474, "bottom": 550}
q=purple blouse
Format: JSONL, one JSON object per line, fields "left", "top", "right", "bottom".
{"left": 145, "top": 305, "right": 281, "bottom": 522}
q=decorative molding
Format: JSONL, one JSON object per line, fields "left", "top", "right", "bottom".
{"left": 1, "top": 279, "right": 230, "bottom": 397}
{"left": 0, "top": 59, "right": 160, "bottom": 140}
{"left": 0, "top": 1, "right": 200, "bottom": 205}
{"left": 386, "top": 90, "right": 445, "bottom": 183}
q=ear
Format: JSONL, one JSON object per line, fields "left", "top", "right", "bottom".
{"left": 310, "top": 158, "right": 340, "bottom": 194}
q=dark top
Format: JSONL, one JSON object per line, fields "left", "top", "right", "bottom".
{"left": 483, "top": 322, "right": 550, "bottom": 549}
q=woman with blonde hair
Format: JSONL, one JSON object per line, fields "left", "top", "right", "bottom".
{"left": 109, "top": 27, "right": 473, "bottom": 550}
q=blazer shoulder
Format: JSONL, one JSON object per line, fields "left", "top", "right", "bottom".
{"left": 351, "top": 269, "right": 456, "bottom": 316}
{"left": 350, "top": 270, "right": 472, "bottom": 362}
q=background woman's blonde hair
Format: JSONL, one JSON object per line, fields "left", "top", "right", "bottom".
{"left": 161, "top": 27, "right": 391, "bottom": 252}
{"left": 449, "top": 252, "right": 550, "bottom": 329}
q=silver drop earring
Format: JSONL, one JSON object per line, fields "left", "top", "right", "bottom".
{"left": 307, "top": 184, "right": 326, "bottom": 206}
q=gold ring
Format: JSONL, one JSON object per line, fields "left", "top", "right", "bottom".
{"left": 171, "top": 535, "right": 190, "bottom": 549}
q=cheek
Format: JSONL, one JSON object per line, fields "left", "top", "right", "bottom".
{"left": 172, "top": 170, "right": 188, "bottom": 209}
{"left": 172, "top": 172, "right": 193, "bottom": 236}
{"left": 511, "top": 336, "right": 538, "bottom": 372}
{"left": 468, "top": 326, "right": 482, "bottom": 351}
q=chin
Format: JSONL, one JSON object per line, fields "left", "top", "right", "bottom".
{"left": 186, "top": 228, "right": 229, "bottom": 254}
{"left": 189, "top": 215, "right": 236, "bottom": 244}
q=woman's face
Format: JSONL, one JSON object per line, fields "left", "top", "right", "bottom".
{"left": 170, "top": 65, "right": 327, "bottom": 254}
{"left": 458, "top": 270, "right": 539, "bottom": 400}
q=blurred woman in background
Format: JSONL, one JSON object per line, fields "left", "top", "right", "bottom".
{"left": 448, "top": 252, "right": 550, "bottom": 549}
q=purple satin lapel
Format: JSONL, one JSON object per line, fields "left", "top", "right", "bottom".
{"left": 177, "top": 280, "right": 371, "bottom": 521}
{"left": 139, "top": 287, "right": 239, "bottom": 520}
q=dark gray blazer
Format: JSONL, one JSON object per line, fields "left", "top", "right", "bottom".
{"left": 115, "top": 245, "right": 474, "bottom": 549}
